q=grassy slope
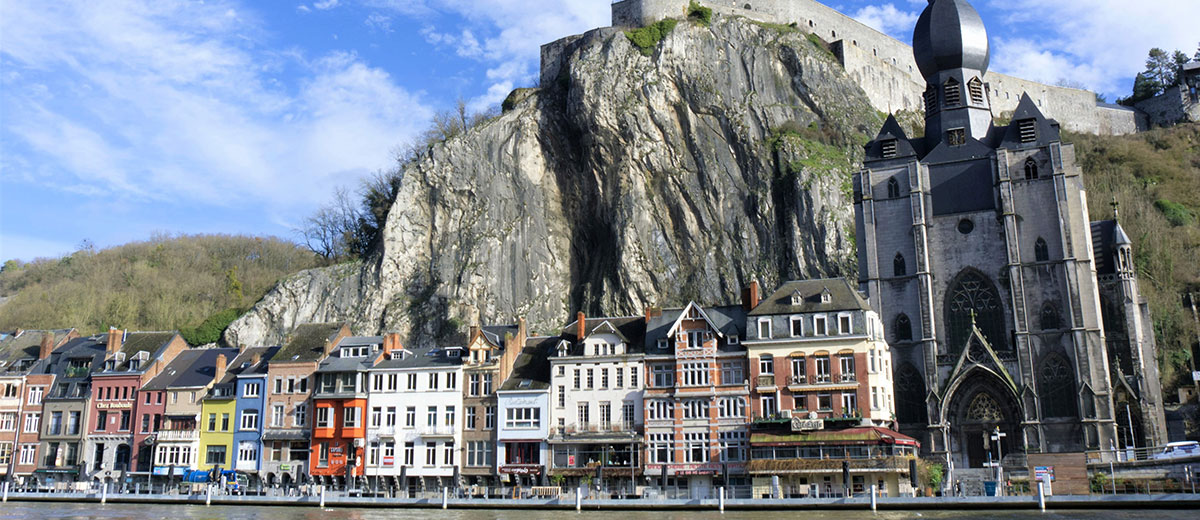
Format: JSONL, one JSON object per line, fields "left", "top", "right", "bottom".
{"left": 1067, "top": 123, "right": 1200, "bottom": 392}
{"left": 0, "top": 234, "right": 320, "bottom": 342}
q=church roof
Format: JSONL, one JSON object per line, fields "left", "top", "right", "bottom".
{"left": 912, "top": 0, "right": 990, "bottom": 79}
{"left": 1090, "top": 219, "right": 1130, "bottom": 275}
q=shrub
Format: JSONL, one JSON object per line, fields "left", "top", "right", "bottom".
{"left": 1154, "top": 198, "right": 1194, "bottom": 226}
{"left": 625, "top": 19, "right": 678, "bottom": 56}
{"left": 688, "top": 1, "right": 713, "bottom": 26}
{"left": 181, "top": 307, "right": 246, "bottom": 346}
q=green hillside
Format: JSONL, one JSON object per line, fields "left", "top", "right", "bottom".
{"left": 1068, "top": 123, "right": 1200, "bottom": 392}
{"left": 0, "top": 234, "right": 319, "bottom": 344}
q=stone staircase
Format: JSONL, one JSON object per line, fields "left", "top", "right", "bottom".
{"left": 950, "top": 468, "right": 994, "bottom": 496}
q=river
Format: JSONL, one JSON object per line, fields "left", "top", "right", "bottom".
{"left": 0, "top": 503, "right": 1195, "bottom": 520}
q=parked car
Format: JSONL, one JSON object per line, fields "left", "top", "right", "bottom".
{"left": 1152, "top": 441, "right": 1200, "bottom": 460}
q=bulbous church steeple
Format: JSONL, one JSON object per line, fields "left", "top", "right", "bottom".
{"left": 912, "top": 0, "right": 993, "bottom": 144}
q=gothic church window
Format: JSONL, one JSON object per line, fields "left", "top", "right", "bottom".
{"left": 887, "top": 176, "right": 901, "bottom": 197}
{"left": 1034, "top": 237, "right": 1049, "bottom": 262}
{"left": 895, "top": 364, "right": 927, "bottom": 424}
{"left": 965, "top": 393, "right": 1004, "bottom": 423}
{"left": 945, "top": 270, "right": 1006, "bottom": 353}
{"left": 1039, "top": 354, "right": 1078, "bottom": 418}
{"left": 947, "top": 128, "right": 966, "bottom": 146}
{"left": 1018, "top": 119, "right": 1037, "bottom": 143}
{"left": 894, "top": 314, "right": 912, "bottom": 342}
{"left": 944, "top": 77, "right": 962, "bottom": 106}
{"left": 1024, "top": 158, "right": 1039, "bottom": 179}
{"left": 1040, "top": 303, "right": 1060, "bottom": 330}
{"left": 967, "top": 77, "right": 985, "bottom": 105}
{"left": 893, "top": 253, "right": 906, "bottom": 277}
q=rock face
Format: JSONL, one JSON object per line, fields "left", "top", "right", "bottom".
{"left": 225, "top": 16, "right": 882, "bottom": 347}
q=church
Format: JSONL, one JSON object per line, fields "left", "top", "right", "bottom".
{"left": 853, "top": 0, "right": 1167, "bottom": 469}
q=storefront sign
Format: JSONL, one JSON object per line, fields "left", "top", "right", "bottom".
{"left": 97, "top": 402, "right": 132, "bottom": 409}
{"left": 500, "top": 465, "right": 542, "bottom": 475}
{"left": 791, "top": 417, "right": 824, "bottom": 431}
{"left": 281, "top": 464, "right": 292, "bottom": 471}
{"left": 1035, "top": 466, "right": 1055, "bottom": 482}
{"left": 383, "top": 456, "right": 394, "bottom": 466}
{"left": 330, "top": 446, "right": 344, "bottom": 454}
{"left": 152, "top": 467, "right": 169, "bottom": 476}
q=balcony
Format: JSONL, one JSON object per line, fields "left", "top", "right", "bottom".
{"left": 755, "top": 375, "right": 776, "bottom": 392}
{"left": 839, "top": 374, "right": 857, "bottom": 383}
{"left": 156, "top": 429, "right": 199, "bottom": 442}
{"left": 789, "top": 375, "right": 807, "bottom": 385}
{"left": 416, "top": 425, "right": 456, "bottom": 438}
{"left": 813, "top": 374, "right": 831, "bottom": 384}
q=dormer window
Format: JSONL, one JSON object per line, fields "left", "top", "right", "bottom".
{"left": 128, "top": 359, "right": 141, "bottom": 371}
{"left": 967, "top": 77, "right": 985, "bottom": 105}
{"left": 881, "top": 139, "right": 897, "bottom": 158}
{"left": 820, "top": 291, "right": 832, "bottom": 304}
{"left": 790, "top": 291, "right": 803, "bottom": 306}
{"left": 944, "top": 77, "right": 962, "bottom": 106}
{"left": 446, "top": 348, "right": 462, "bottom": 358}
{"left": 1018, "top": 119, "right": 1037, "bottom": 143}
{"left": 104, "top": 360, "right": 117, "bottom": 372}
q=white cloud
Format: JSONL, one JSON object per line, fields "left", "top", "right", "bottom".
{"left": 0, "top": 0, "right": 431, "bottom": 218}
{"left": 983, "top": 0, "right": 1200, "bottom": 96}
{"left": 313, "top": 0, "right": 341, "bottom": 10}
{"left": 851, "top": 3, "right": 920, "bottom": 40}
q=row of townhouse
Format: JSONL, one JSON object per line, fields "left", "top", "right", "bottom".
{"left": 0, "top": 277, "right": 917, "bottom": 498}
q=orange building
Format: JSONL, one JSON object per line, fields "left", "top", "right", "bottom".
{"left": 308, "top": 336, "right": 381, "bottom": 488}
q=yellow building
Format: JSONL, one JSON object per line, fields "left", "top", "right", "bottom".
{"left": 197, "top": 392, "right": 237, "bottom": 472}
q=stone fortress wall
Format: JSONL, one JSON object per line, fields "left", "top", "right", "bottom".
{"left": 606, "top": 0, "right": 1143, "bottom": 135}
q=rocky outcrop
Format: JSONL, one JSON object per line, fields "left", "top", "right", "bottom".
{"left": 225, "top": 16, "right": 882, "bottom": 347}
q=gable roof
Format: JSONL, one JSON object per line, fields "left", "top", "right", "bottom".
{"left": 274, "top": 323, "right": 346, "bottom": 363}
{"left": 107, "top": 331, "right": 179, "bottom": 373}
{"left": 142, "top": 347, "right": 241, "bottom": 390}
{"left": 644, "top": 304, "right": 747, "bottom": 355}
{"left": 500, "top": 336, "right": 558, "bottom": 391}
{"left": 559, "top": 316, "right": 646, "bottom": 355}
{"left": 749, "top": 278, "right": 870, "bottom": 316}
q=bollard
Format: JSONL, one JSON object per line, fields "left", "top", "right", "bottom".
{"left": 1036, "top": 481, "right": 1045, "bottom": 512}
{"left": 206, "top": 484, "right": 212, "bottom": 506}
{"left": 870, "top": 484, "right": 877, "bottom": 511}
{"left": 3, "top": 481, "right": 9, "bottom": 502}
{"left": 576, "top": 486, "right": 582, "bottom": 511}
{"left": 320, "top": 485, "right": 326, "bottom": 508}
{"left": 442, "top": 487, "right": 448, "bottom": 509}
{"left": 101, "top": 482, "right": 108, "bottom": 504}
{"left": 718, "top": 486, "right": 725, "bottom": 513}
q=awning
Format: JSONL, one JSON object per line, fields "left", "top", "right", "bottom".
{"left": 750, "top": 426, "right": 920, "bottom": 447}
{"left": 263, "top": 429, "right": 310, "bottom": 441}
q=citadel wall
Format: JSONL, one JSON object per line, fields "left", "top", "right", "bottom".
{"left": 607, "top": 0, "right": 1143, "bottom": 135}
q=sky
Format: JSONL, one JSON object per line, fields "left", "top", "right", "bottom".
{"left": 2, "top": 0, "right": 1197, "bottom": 262}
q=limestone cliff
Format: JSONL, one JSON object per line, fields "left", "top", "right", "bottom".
{"left": 225, "top": 16, "right": 882, "bottom": 347}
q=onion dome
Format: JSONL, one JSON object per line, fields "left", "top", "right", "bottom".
{"left": 913, "top": 0, "right": 990, "bottom": 78}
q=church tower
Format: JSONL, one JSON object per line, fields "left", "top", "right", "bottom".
{"left": 852, "top": 0, "right": 1164, "bottom": 469}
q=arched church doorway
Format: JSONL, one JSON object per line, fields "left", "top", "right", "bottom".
{"left": 945, "top": 371, "right": 1024, "bottom": 468}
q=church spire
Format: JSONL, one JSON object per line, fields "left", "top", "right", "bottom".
{"left": 912, "top": 0, "right": 993, "bottom": 144}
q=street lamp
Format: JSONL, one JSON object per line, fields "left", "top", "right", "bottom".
{"left": 990, "top": 427, "right": 1006, "bottom": 495}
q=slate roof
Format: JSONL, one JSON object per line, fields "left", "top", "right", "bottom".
{"left": 480, "top": 325, "right": 519, "bottom": 349}
{"left": 96, "top": 331, "right": 180, "bottom": 374}
{"left": 558, "top": 315, "right": 646, "bottom": 356}
{"left": 644, "top": 304, "right": 747, "bottom": 355}
{"left": 372, "top": 346, "right": 465, "bottom": 370}
{"left": 142, "top": 347, "right": 240, "bottom": 390}
{"left": 220, "top": 346, "right": 280, "bottom": 383}
{"left": 749, "top": 278, "right": 870, "bottom": 316}
{"left": 0, "top": 329, "right": 73, "bottom": 374}
{"left": 499, "top": 336, "right": 558, "bottom": 391}
{"left": 43, "top": 336, "right": 108, "bottom": 398}
{"left": 274, "top": 323, "right": 345, "bottom": 363}
{"left": 339, "top": 336, "right": 383, "bottom": 347}
{"left": 1091, "top": 219, "right": 1132, "bottom": 275}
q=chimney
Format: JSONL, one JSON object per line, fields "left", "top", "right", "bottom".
{"left": 576, "top": 311, "right": 586, "bottom": 341}
{"left": 39, "top": 332, "right": 55, "bottom": 360}
{"left": 469, "top": 325, "right": 480, "bottom": 342}
{"left": 386, "top": 333, "right": 401, "bottom": 355}
{"left": 214, "top": 353, "right": 228, "bottom": 382}
{"left": 742, "top": 280, "right": 761, "bottom": 311}
{"left": 106, "top": 327, "right": 122, "bottom": 356}
{"left": 251, "top": 352, "right": 262, "bottom": 367}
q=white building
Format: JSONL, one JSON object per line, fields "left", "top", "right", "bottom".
{"left": 496, "top": 336, "right": 556, "bottom": 487}
{"left": 364, "top": 342, "right": 464, "bottom": 493}
{"left": 548, "top": 314, "right": 645, "bottom": 492}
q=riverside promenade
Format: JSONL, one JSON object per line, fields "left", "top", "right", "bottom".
{"left": 4, "top": 489, "right": 1200, "bottom": 511}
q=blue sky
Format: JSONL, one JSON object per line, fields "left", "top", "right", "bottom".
{"left": 2, "top": 0, "right": 1197, "bottom": 262}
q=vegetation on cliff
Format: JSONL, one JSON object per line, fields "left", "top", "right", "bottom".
{"left": 1067, "top": 123, "right": 1200, "bottom": 391}
{"left": 0, "top": 234, "right": 319, "bottom": 343}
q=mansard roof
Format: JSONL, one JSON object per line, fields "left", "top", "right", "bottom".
{"left": 749, "top": 278, "right": 870, "bottom": 316}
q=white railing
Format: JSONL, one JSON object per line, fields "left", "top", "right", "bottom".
{"left": 156, "top": 429, "right": 199, "bottom": 442}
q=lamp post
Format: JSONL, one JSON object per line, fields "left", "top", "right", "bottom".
{"left": 990, "top": 427, "right": 1006, "bottom": 495}
{"left": 1109, "top": 439, "right": 1117, "bottom": 495}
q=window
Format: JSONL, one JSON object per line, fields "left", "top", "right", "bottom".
{"left": 505, "top": 407, "right": 540, "bottom": 429}
{"left": 761, "top": 394, "right": 777, "bottom": 417}
{"left": 945, "top": 270, "right": 1006, "bottom": 353}
{"left": 882, "top": 140, "right": 898, "bottom": 159}
{"left": 967, "top": 77, "right": 984, "bottom": 104}
{"left": 286, "top": 376, "right": 296, "bottom": 394}
{"left": 446, "top": 372, "right": 457, "bottom": 390}
{"left": 622, "top": 401, "right": 635, "bottom": 430}
{"left": 22, "top": 413, "right": 39, "bottom": 433}
{"left": 758, "top": 355, "right": 774, "bottom": 375}
{"left": 757, "top": 319, "right": 771, "bottom": 339}
{"left": 467, "top": 440, "right": 493, "bottom": 467}
{"left": 682, "top": 399, "right": 709, "bottom": 419}
{"left": 444, "top": 442, "right": 454, "bottom": 466}
{"left": 344, "top": 406, "right": 360, "bottom": 428}
{"left": 404, "top": 442, "right": 414, "bottom": 466}
{"left": 681, "top": 362, "right": 709, "bottom": 386}
{"left": 685, "top": 432, "right": 708, "bottom": 463}
{"left": 444, "top": 406, "right": 455, "bottom": 427}
{"left": 649, "top": 433, "right": 672, "bottom": 463}
{"left": 293, "top": 403, "right": 307, "bottom": 427}
{"left": 1024, "top": 157, "right": 1039, "bottom": 179}
{"left": 1040, "top": 354, "right": 1077, "bottom": 418}
{"left": 27, "top": 386, "right": 44, "bottom": 405}
{"left": 67, "top": 411, "right": 80, "bottom": 435}
{"left": 425, "top": 442, "right": 437, "bottom": 466}
{"left": 838, "top": 315, "right": 852, "bottom": 334}
{"left": 718, "top": 397, "right": 745, "bottom": 418}
{"left": 383, "top": 442, "right": 395, "bottom": 465}
{"left": 944, "top": 77, "right": 961, "bottom": 106}
{"left": 872, "top": 387, "right": 881, "bottom": 410}
{"left": 720, "top": 361, "right": 744, "bottom": 385}
{"left": 894, "top": 253, "right": 906, "bottom": 277}
{"left": 894, "top": 314, "right": 913, "bottom": 342}
{"left": 577, "top": 402, "right": 590, "bottom": 427}
{"left": 615, "top": 368, "right": 624, "bottom": 388}
{"left": 790, "top": 357, "right": 806, "bottom": 384}
{"left": 238, "top": 442, "right": 256, "bottom": 464}
{"left": 630, "top": 367, "right": 639, "bottom": 388}
{"left": 274, "top": 377, "right": 283, "bottom": 394}
{"left": 368, "top": 442, "right": 379, "bottom": 466}
{"left": 719, "top": 431, "right": 747, "bottom": 462}
{"left": 427, "top": 406, "right": 437, "bottom": 427}
{"left": 1034, "top": 237, "right": 1049, "bottom": 262}
{"left": 485, "top": 406, "right": 496, "bottom": 429}
{"left": 483, "top": 374, "right": 493, "bottom": 394}
{"left": 407, "top": 374, "right": 417, "bottom": 390}
{"left": 947, "top": 128, "right": 966, "bottom": 146}
{"left": 221, "top": 413, "right": 230, "bottom": 431}
{"left": 316, "top": 407, "right": 331, "bottom": 428}
{"left": 243, "top": 383, "right": 260, "bottom": 398}
{"left": 789, "top": 316, "right": 804, "bottom": 336}
{"left": 0, "top": 443, "right": 13, "bottom": 466}
{"left": 272, "top": 404, "right": 284, "bottom": 427}
{"left": 647, "top": 400, "right": 672, "bottom": 421}
{"left": 651, "top": 365, "right": 674, "bottom": 388}
{"left": 96, "top": 410, "right": 108, "bottom": 431}
{"left": 1041, "top": 302, "right": 1061, "bottom": 330}
{"left": 923, "top": 85, "right": 938, "bottom": 114}
{"left": 49, "top": 411, "right": 63, "bottom": 435}
{"left": 814, "top": 316, "right": 827, "bottom": 336}
{"left": 469, "top": 374, "right": 481, "bottom": 396}
{"left": 815, "top": 356, "right": 831, "bottom": 383}
{"left": 839, "top": 355, "right": 856, "bottom": 382}
{"left": 600, "top": 369, "right": 609, "bottom": 389}
{"left": 387, "top": 374, "right": 398, "bottom": 391}
{"left": 206, "top": 445, "right": 227, "bottom": 465}
{"left": 573, "top": 369, "right": 581, "bottom": 389}
{"left": 405, "top": 407, "right": 416, "bottom": 428}
{"left": 466, "top": 407, "right": 477, "bottom": 430}
{"left": 817, "top": 393, "right": 833, "bottom": 411}
{"left": 428, "top": 373, "right": 438, "bottom": 390}
{"left": 19, "top": 444, "right": 36, "bottom": 465}
{"left": 317, "top": 442, "right": 329, "bottom": 466}
{"left": 586, "top": 369, "right": 594, "bottom": 389}
{"left": 386, "top": 407, "right": 396, "bottom": 427}
{"left": 240, "top": 410, "right": 259, "bottom": 431}
{"left": 841, "top": 392, "right": 858, "bottom": 415}
{"left": 1018, "top": 119, "right": 1037, "bottom": 143}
